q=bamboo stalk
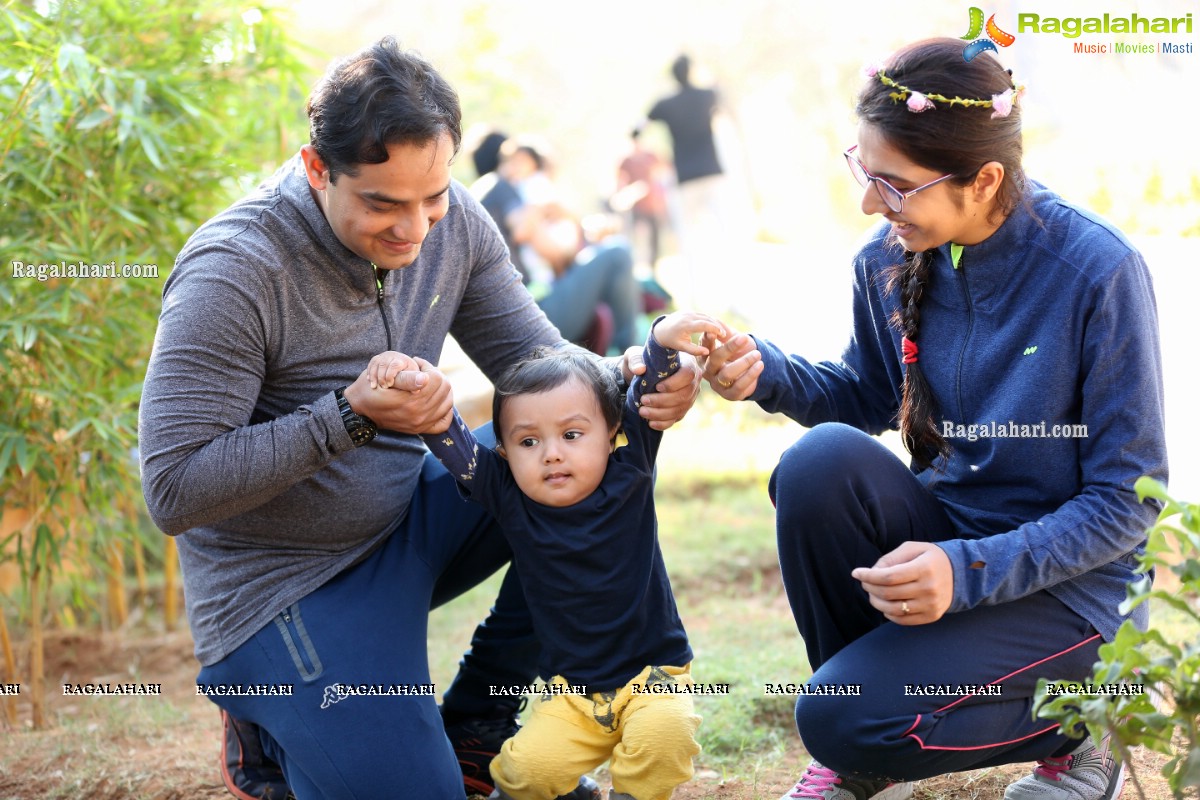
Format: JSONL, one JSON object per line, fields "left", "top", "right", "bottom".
{"left": 107, "top": 540, "right": 127, "bottom": 629}
{"left": 0, "top": 609, "right": 17, "bottom": 727}
{"left": 28, "top": 561, "right": 44, "bottom": 730}
{"left": 132, "top": 534, "right": 147, "bottom": 611}
{"left": 163, "top": 536, "right": 178, "bottom": 631}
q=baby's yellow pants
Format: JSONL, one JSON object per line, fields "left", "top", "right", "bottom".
{"left": 490, "top": 664, "right": 703, "bottom": 800}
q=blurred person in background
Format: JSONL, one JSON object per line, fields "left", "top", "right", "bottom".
{"left": 526, "top": 206, "right": 641, "bottom": 355}
{"left": 612, "top": 125, "right": 671, "bottom": 278}
{"left": 469, "top": 127, "right": 510, "bottom": 183}
{"left": 645, "top": 53, "right": 731, "bottom": 312}
{"left": 477, "top": 136, "right": 563, "bottom": 288}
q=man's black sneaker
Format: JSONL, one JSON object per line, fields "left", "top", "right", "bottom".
{"left": 220, "top": 710, "right": 296, "bottom": 800}
{"left": 443, "top": 706, "right": 601, "bottom": 800}
{"left": 444, "top": 710, "right": 522, "bottom": 798}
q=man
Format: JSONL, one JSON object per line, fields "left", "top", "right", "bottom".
{"left": 614, "top": 125, "right": 670, "bottom": 275}
{"left": 472, "top": 134, "right": 529, "bottom": 284}
{"left": 139, "top": 37, "right": 700, "bottom": 799}
{"left": 475, "top": 137, "right": 560, "bottom": 289}
{"left": 647, "top": 55, "right": 722, "bottom": 190}
{"left": 646, "top": 54, "right": 732, "bottom": 313}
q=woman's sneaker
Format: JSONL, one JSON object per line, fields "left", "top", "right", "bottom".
{"left": 778, "top": 762, "right": 914, "bottom": 800}
{"left": 1004, "top": 734, "right": 1125, "bottom": 799}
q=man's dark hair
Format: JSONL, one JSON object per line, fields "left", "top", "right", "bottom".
{"left": 306, "top": 36, "right": 462, "bottom": 182}
{"left": 471, "top": 130, "right": 508, "bottom": 178}
{"left": 499, "top": 137, "right": 547, "bottom": 172}
{"left": 671, "top": 54, "right": 691, "bottom": 86}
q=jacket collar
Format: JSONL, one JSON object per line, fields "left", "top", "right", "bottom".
{"left": 277, "top": 154, "right": 379, "bottom": 298}
{"left": 931, "top": 184, "right": 1046, "bottom": 307}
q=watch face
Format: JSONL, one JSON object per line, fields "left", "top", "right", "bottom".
{"left": 348, "top": 419, "right": 377, "bottom": 446}
{"left": 336, "top": 388, "right": 377, "bottom": 446}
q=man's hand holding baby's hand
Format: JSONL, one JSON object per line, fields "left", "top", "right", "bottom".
{"left": 346, "top": 351, "right": 454, "bottom": 434}
{"left": 366, "top": 351, "right": 424, "bottom": 390}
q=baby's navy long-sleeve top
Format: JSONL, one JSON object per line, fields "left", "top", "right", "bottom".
{"left": 423, "top": 333, "right": 692, "bottom": 691}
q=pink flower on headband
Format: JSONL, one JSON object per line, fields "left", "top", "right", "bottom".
{"left": 991, "top": 88, "right": 1016, "bottom": 118}
{"left": 863, "top": 61, "right": 885, "bottom": 78}
{"left": 906, "top": 91, "right": 935, "bottom": 113}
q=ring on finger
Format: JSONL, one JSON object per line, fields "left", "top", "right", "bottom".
{"left": 717, "top": 376, "right": 733, "bottom": 388}
{"left": 901, "top": 601, "right": 910, "bottom": 615}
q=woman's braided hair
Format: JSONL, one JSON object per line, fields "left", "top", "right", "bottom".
{"left": 889, "top": 249, "right": 945, "bottom": 467}
{"left": 856, "top": 38, "right": 1027, "bottom": 469}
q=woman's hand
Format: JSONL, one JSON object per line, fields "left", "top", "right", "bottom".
{"left": 700, "top": 329, "right": 764, "bottom": 401}
{"left": 851, "top": 541, "right": 955, "bottom": 625}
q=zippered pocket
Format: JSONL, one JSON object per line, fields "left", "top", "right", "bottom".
{"left": 273, "top": 603, "right": 324, "bottom": 682}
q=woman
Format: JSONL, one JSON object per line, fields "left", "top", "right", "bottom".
{"left": 703, "top": 38, "right": 1167, "bottom": 800}
{"left": 527, "top": 208, "right": 641, "bottom": 355}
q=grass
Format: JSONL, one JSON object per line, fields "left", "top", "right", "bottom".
{"left": 1, "top": 397, "right": 1194, "bottom": 799}
{"left": 426, "top": 397, "right": 800, "bottom": 766}
{"left": 426, "top": 398, "right": 1198, "bottom": 798}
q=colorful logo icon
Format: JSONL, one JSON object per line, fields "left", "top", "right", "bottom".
{"left": 961, "top": 6, "right": 1016, "bottom": 61}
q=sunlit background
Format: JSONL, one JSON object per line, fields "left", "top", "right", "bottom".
{"left": 12, "top": 0, "right": 1197, "bottom": 484}
{"left": 273, "top": 0, "right": 1200, "bottom": 491}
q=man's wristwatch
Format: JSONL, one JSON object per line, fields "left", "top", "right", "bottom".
{"left": 335, "top": 386, "right": 378, "bottom": 447}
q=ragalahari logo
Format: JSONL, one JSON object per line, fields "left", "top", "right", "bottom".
{"left": 961, "top": 6, "right": 1016, "bottom": 61}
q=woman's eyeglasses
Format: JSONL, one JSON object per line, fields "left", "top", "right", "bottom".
{"left": 844, "top": 145, "right": 956, "bottom": 214}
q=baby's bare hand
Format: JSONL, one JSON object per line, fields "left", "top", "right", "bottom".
{"left": 366, "top": 351, "right": 421, "bottom": 390}
{"left": 652, "top": 311, "right": 730, "bottom": 357}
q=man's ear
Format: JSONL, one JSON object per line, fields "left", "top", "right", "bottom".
{"left": 300, "top": 144, "right": 331, "bottom": 192}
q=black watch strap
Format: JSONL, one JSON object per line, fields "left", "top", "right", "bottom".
{"left": 335, "top": 386, "right": 378, "bottom": 447}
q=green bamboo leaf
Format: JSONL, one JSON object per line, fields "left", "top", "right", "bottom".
{"left": 14, "top": 435, "right": 35, "bottom": 476}
{"left": 33, "top": 523, "right": 51, "bottom": 564}
{"left": 1146, "top": 591, "right": 1198, "bottom": 619}
{"left": 116, "top": 104, "right": 132, "bottom": 143}
{"left": 39, "top": 522, "right": 63, "bottom": 567}
{"left": 131, "top": 76, "right": 147, "bottom": 115}
{"left": 158, "top": 85, "right": 205, "bottom": 119}
{"left": 56, "top": 43, "right": 87, "bottom": 80}
{"left": 111, "top": 203, "right": 148, "bottom": 226}
{"left": 101, "top": 74, "right": 117, "bottom": 110}
{"left": 75, "top": 108, "right": 110, "bottom": 130}
{"left": 12, "top": 164, "right": 56, "bottom": 200}
{"left": 0, "top": 437, "right": 15, "bottom": 479}
{"left": 139, "top": 130, "right": 163, "bottom": 169}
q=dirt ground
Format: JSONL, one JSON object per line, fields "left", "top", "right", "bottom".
{"left": 0, "top": 631, "right": 1189, "bottom": 800}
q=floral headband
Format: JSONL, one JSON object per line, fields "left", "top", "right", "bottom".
{"left": 864, "top": 63, "right": 1025, "bottom": 119}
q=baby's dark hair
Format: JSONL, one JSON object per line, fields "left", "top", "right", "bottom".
{"left": 492, "top": 347, "right": 622, "bottom": 441}
{"left": 857, "top": 37, "right": 1027, "bottom": 469}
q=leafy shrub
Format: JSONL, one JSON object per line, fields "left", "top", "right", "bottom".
{"left": 1035, "top": 478, "right": 1200, "bottom": 797}
{"left": 0, "top": 0, "right": 307, "bottom": 726}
